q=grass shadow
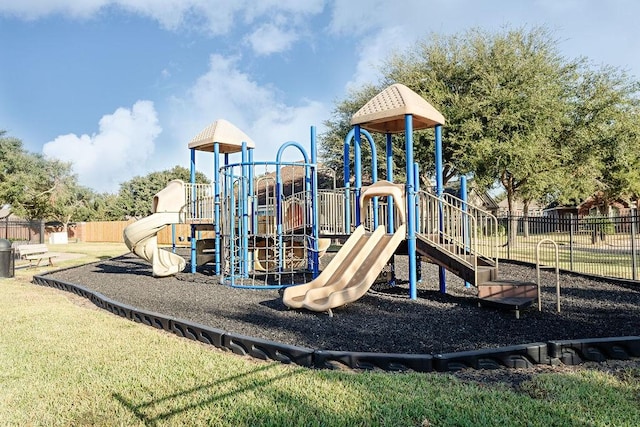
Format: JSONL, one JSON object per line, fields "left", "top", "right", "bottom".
{"left": 112, "top": 363, "right": 301, "bottom": 426}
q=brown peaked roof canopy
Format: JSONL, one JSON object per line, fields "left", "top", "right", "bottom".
{"left": 351, "top": 83, "right": 445, "bottom": 133}
{"left": 188, "top": 119, "right": 256, "bottom": 154}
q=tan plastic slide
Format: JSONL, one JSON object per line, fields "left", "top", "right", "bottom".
{"left": 283, "top": 180, "right": 406, "bottom": 313}
{"left": 123, "top": 180, "right": 187, "bottom": 277}
{"left": 282, "top": 223, "right": 406, "bottom": 312}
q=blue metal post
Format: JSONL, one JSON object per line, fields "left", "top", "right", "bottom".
{"left": 241, "top": 142, "right": 249, "bottom": 277}
{"left": 414, "top": 162, "right": 421, "bottom": 233}
{"left": 414, "top": 162, "right": 422, "bottom": 282}
{"left": 214, "top": 143, "right": 221, "bottom": 275}
{"left": 226, "top": 153, "right": 235, "bottom": 285}
{"left": 311, "top": 126, "right": 320, "bottom": 277}
{"left": 354, "top": 125, "right": 362, "bottom": 226}
{"left": 275, "top": 141, "right": 310, "bottom": 272}
{"left": 460, "top": 175, "right": 471, "bottom": 288}
{"left": 386, "top": 133, "right": 394, "bottom": 232}
{"left": 343, "top": 132, "right": 352, "bottom": 233}
{"left": 361, "top": 129, "right": 379, "bottom": 228}
{"left": 248, "top": 149, "right": 255, "bottom": 275}
{"left": 435, "top": 124, "right": 446, "bottom": 293}
{"left": 190, "top": 149, "right": 197, "bottom": 273}
{"left": 405, "top": 115, "right": 417, "bottom": 300}
{"left": 385, "top": 132, "right": 396, "bottom": 286}
{"left": 249, "top": 149, "right": 256, "bottom": 234}
{"left": 276, "top": 167, "right": 283, "bottom": 271}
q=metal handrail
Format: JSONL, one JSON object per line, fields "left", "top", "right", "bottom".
{"left": 183, "top": 183, "right": 215, "bottom": 222}
{"left": 417, "top": 191, "right": 500, "bottom": 284}
{"left": 417, "top": 190, "right": 481, "bottom": 285}
{"left": 441, "top": 192, "right": 500, "bottom": 270}
{"left": 536, "top": 238, "right": 561, "bottom": 313}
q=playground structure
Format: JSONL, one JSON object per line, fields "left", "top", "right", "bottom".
{"left": 123, "top": 180, "right": 187, "bottom": 277}
{"left": 283, "top": 181, "right": 407, "bottom": 313}
{"left": 124, "top": 83, "right": 539, "bottom": 316}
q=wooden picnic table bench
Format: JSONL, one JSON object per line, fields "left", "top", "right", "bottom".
{"left": 15, "top": 243, "right": 60, "bottom": 267}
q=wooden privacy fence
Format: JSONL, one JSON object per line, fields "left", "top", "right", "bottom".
{"left": 77, "top": 220, "right": 213, "bottom": 245}
{"left": 79, "top": 220, "right": 134, "bottom": 243}
{"left": 1, "top": 219, "right": 44, "bottom": 243}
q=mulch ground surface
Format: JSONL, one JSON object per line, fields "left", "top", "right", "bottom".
{"left": 44, "top": 250, "right": 640, "bottom": 357}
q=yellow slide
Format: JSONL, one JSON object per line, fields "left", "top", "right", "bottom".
{"left": 283, "top": 180, "right": 406, "bottom": 313}
{"left": 282, "top": 223, "right": 406, "bottom": 312}
{"left": 123, "top": 180, "right": 187, "bottom": 277}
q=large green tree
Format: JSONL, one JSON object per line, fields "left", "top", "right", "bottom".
{"left": 0, "top": 131, "right": 80, "bottom": 221}
{"left": 557, "top": 67, "right": 640, "bottom": 211}
{"left": 1, "top": 133, "right": 216, "bottom": 223}
{"left": 47, "top": 181, "right": 99, "bottom": 229}
{"left": 386, "top": 27, "right": 579, "bottom": 211}
{"left": 116, "top": 166, "right": 209, "bottom": 218}
{"left": 320, "top": 84, "right": 388, "bottom": 184}
{"left": 321, "top": 26, "right": 640, "bottom": 222}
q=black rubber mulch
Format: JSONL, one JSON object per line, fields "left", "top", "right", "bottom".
{"left": 44, "top": 251, "right": 640, "bottom": 355}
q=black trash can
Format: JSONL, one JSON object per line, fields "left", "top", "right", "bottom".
{"left": 0, "top": 239, "right": 15, "bottom": 278}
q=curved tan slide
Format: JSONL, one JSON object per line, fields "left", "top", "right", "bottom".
{"left": 283, "top": 179, "right": 407, "bottom": 313}
{"left": 283, "top": 223, "right": 406, "bottom": 312}
{"left": 123, "top": 180, "right": 187, "bottom": 277}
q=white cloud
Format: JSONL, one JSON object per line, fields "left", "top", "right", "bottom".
{"left": 167, "top": 54, "right": 329, "bottom": 176}
{"left": 0, "top": 0, "right": 324, "bottom": 41}
{"left": 346, "top": 25, "right": 411, "bottom": 90}
{"left": 43, "top": 100, "right": 161, "bottom": 193}
{"left": 327, "top": 0, "right": 440, "bottom": 90}
{"left": 329, "top": 0, "right": 451, "bottom": 36}
{"left": 0, "top": 0, "right": 108, "bottom": 19}
{"left": 246, "top": 23, "right": 298, "bottom": 56}
{"left": 242, "top": 0, "right": 324, "bottom": 22}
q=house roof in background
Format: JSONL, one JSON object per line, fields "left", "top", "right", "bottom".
{"left": 444, "top": 181, "right": 499, "bottom": 209}
{"left": 497, "top": 198, "right": 544, "bottom": 211}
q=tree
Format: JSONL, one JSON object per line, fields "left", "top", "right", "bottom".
{"left": 0, "top": 133, "right": 217, "bottom": 224}
{"left": 320, "top": 84, "right": 390, "bottom": 184}
{"left": 48, "top": 181, "right": 97, "bottom": 230}
{"left": 0, "top": 132, "right": 25, "bottom": 207}
{"left": 0, "top": 132, "right": 79, "bottom": 221}
{"left": 321, "top": 28, "right": 579, "bottom": 195}
{"left": 320, "top": 26, "right": 640, "bottom": 242}
{"left": 559, "top": 67, "right": 640, "bottom": 212}
{"left": 116, "top": 166, "right": 210, "bottom": 218}
{"left": 87, "top": 193, "right": 127, "bottom": 221}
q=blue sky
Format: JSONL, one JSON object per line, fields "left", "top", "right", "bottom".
{"left": 1, "top": 0, "right": 638, "bottom": 194}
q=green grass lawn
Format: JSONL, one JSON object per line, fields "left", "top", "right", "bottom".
{"left": 1, "top": 243, "right": 640, "bottom": 426}
{"left": 473, "top": 233, "right": 640, "bottom": 280}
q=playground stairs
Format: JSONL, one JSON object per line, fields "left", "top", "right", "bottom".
{"left": 476, "top": 280, "right": 538, "bottom": 319}
{"left": 413, "top": 235, "right": 537, "bottom": 317}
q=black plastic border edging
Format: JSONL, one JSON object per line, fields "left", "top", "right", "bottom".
{"left": 548, "top": 337, "right": 640, "bottom": 365}
{"left": 434, "top": 343, "right": 548, "bottom": 371}
{"left": 32, "top": 275, "right": 640, "bottom": 373}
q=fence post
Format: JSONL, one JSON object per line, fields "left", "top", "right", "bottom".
{"left": 569, "top": 213, "right": 575, "bottom": 272}
{"left": 506, "top": 214, "right": 511, "bottom": 260}
{"left": 631, "top": 208, "right": 637, "bottom": 281}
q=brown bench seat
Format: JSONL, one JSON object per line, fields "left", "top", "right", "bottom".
{"left": 16, "top": 244, "right": 60, "bottom": 267}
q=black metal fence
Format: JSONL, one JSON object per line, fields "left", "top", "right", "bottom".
{"left": 498, "top": 212, "right": 640, "bottom": 281}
